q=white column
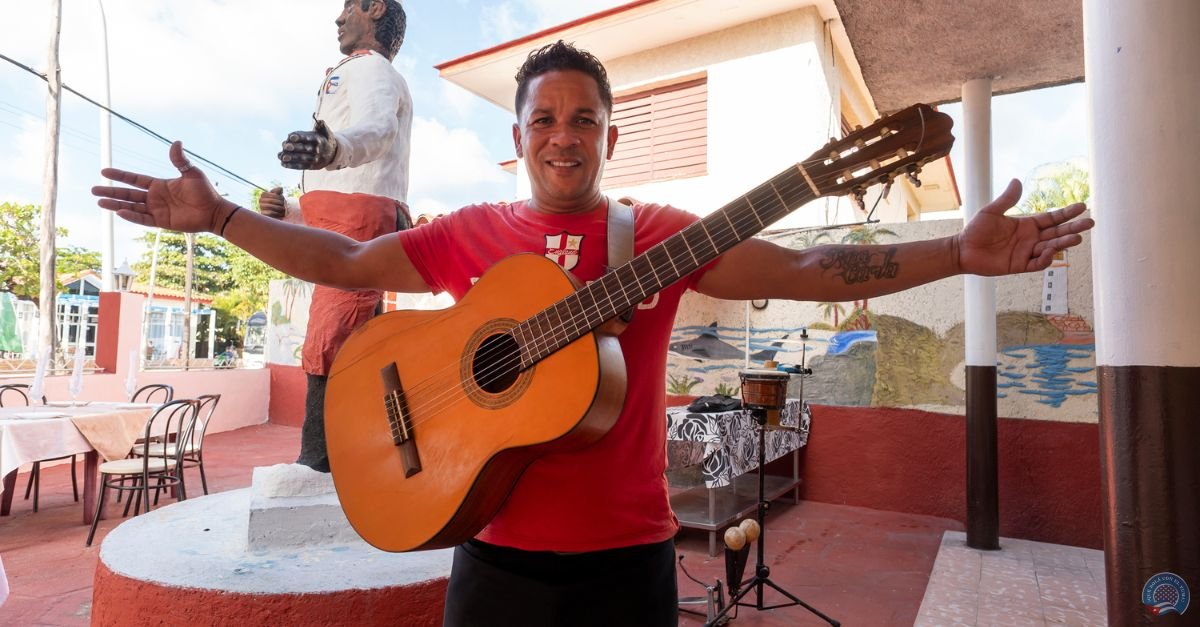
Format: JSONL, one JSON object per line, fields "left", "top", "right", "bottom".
{"left": 1088, "top": 1, "right": 1200, "bottom": 367}
{"left": 97, "top": 0, "right": 114, "bottom": 292}
{"left": 1086, "top": 3, "right": 1200, "bottom": 622}
{"left": 962, "top": 79, "right": 995, "bottom": 365}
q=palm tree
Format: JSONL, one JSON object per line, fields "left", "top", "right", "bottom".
{"left": 794, "top": 230, "right": 834, "bottom": 249}
{"left": 818, "top": 301, "right": 846, "bottom": 327}
{"left": 1018, "top": 161, "right": 1090, "bottom": 214}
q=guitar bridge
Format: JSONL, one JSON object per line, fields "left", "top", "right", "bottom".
{"left": 381, "top": 363, "right": 422, "bottom": 477}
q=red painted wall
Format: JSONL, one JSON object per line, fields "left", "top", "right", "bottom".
{"left": 795, "top": 405, "right": 1103, "bottom": 549}
{"left": 93, "top": 562, "right": 447, "bottom": 627}
{"left": 266, "top": 374, "right": 1106, "bottom": 548}
{"left": 268, "top": 363, "right": 307, "bottom": 427}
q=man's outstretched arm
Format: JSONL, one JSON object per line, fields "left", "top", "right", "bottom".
{"left": 93, "top": 142, "right": 430, "bottom": 294}
{"left": 696, "top": 179, "right": 1094, "bottom": 302}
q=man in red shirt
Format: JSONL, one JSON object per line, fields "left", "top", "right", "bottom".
{"left": 94, "top": 41, "right": 1092, "bottom": 627}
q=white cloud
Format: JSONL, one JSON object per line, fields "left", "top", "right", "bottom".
{"left": 477, "top": 0, "right": 631, "bottom": 45}
{"left": 409, "top": 116, "right": 507, "bottom": 192}
{"left": 481, "top": 2, "right": 527, "bottom": 44}
{"left": 3, "top": 1, "right": 341, "bottom": 117}
{"left": 0, "top": 115, "right": 46, "bottom": 190}
{"left": 521, "top": 0, "right": 630, "bottom": 29}
{"left": 440, "top": 81, "right": 478, "bottom": 119}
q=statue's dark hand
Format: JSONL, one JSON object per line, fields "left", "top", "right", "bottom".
{"left": 279, "top": 120, "right": 338, "bottom": 170}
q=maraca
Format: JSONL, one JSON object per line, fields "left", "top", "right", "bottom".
{"left": 739, "top": 518, "right": 761, "bottom": 543}
{"left": 723, "top": 526, "right": 747, "bottom": 550}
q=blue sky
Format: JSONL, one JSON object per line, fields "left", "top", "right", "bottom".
{"left": 1, "top": 1, "right": 1087, "bottom": 265}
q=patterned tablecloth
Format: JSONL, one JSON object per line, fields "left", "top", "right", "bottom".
{"left": 666, "top": 398, "right": 810, "bottom": 489}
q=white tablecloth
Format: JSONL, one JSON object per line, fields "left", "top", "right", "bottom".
{"left": 0, "top": 402, "right": 155, "bottom": 494}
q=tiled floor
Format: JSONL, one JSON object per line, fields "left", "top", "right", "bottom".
{"left": 0, "top": 423, "right": 299, "bottom": 626}
{"left": 916, "top": 531, "right": 1107, "bottom": 626}
{"left": 0, "top": 422, "right": 1105, "bottom": 626}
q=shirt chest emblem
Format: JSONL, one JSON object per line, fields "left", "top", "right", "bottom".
{"left": 544, "top": 232, "right": 585, "bottom": 271}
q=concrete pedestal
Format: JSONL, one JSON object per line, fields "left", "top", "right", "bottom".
{"left": 93, "top": 468, "right": 453, "bottom": 626}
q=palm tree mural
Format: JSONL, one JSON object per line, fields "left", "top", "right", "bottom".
{"left": 794, "top": 229, "right": 834, "bottom": 249}
{"left": 818, "top": 301, "right": 847, "bottom": 327}
{"left": 839, "top": 225, "right": 898, "bottom": 323}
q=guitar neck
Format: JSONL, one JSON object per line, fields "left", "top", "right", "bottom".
{"left": 515, "top": 164, "right": 817, "bottom": 367}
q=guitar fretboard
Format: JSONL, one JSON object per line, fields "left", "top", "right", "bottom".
{"left": 513, "top": 164, "right": 817, "bottom": 367}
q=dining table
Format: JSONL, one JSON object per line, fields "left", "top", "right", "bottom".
{"left": 0, "top": 401, "right": 157, "bottom": 525}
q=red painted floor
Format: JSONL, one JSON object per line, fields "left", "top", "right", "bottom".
{"left": 0, "top": 423, "right": 960, "bottom": 626}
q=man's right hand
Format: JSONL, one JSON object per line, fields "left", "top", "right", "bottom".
{"left": 260, "top": 187, "right": 287, "bottom": 220}
{"left": 92, "top": 141, "right": 235, "bottom": 234}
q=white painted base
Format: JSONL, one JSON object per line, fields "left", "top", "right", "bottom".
{"left": 101, "top": 488, "right": 454, "bottom": 594}
{"left": 248, "top": 463, "right": 360, "bottom": 549}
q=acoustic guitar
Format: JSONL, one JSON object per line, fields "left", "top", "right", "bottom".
{"left": 325, "top": 104, "right": 954, "bottom": 552}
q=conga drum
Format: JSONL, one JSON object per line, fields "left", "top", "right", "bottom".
{"left": 739, "top": 369, "right": 790, "bottom": 425}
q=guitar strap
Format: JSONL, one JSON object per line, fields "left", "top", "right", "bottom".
{"left": 606, "top": 196, "right": 636, "bottom": 323}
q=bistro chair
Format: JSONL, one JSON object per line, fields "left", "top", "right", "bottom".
{"left": 86, "top": 399, "right": 198, "bottom": 546}
{"left": 131, "top": 393, "right": 220, "bottom": 497}
{"left": 0, "top": 384, "right": 78, "bottom": 511}
{"left": 130, "top": 384, "right": 174, "bottom": 405}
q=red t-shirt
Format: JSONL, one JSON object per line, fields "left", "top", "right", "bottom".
{"left": 398, "top": 198, "right": 715, "bottom": 552}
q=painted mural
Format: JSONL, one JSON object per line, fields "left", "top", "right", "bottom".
{"left": 667, "top": 218, "right": 1098, "bottom": 423}
{"left": 264, "top": 281, "right": 454, "bottom": 368}
{"left": 266, "top": 279, "right": 313, "bottom": 367}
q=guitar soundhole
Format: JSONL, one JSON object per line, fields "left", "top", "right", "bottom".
{"left": 473, "top": 333, "right": 521, "bottom": 394}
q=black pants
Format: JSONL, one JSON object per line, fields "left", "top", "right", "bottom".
{"left": 444, "top": 539, "right": 679, "bottom": 627}
{"left": 296, "top": 373, "right": 330, "bottom": 472}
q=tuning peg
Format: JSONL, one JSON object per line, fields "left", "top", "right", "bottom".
{"left": 881, "top": 179, "right": 894, "bottom": 199}
{"left": 905, "top": 164, "right": 923, "bottom": 188}
{"left": 851, "top": 187, "right": 867, "bottom": 212}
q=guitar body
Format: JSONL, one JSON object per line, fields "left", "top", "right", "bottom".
{"left": 325, "top": 254, "right": 627, "bottom": 552}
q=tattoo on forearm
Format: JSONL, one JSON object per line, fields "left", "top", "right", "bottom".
{"left": 819, "top": 247, "right": 901, "bottom": 284}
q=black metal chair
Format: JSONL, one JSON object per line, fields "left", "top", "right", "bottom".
{"left": 87, "top": 399, "right": 199, "bottom": 546}
{"left": 0, "top": 384, "right": 78, "bottom": 511}
{"left": 131, "top": 393, "right": 220, "bottom": 496}
{"left": 130, "top": 384, "right": 174, "bottom": 404}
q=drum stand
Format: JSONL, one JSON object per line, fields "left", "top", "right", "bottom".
{"left": 704, "top": 402, "right": 839, "bottom": 627}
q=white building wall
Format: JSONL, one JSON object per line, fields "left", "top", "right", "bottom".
{"left": 514, "top": 9, "right": 911, "bottom": 227}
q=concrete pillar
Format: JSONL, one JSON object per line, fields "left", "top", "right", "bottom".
{"left": 95, "top": 291, "right": 145, "bottom": 377}
{"left": 961, "top": 78, "right": 999, "bottom": 550}
{"left": 1085, "top": 0, "right": 1200, "bottom": 623}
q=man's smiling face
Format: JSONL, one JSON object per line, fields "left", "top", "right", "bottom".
{"left": 513, "top": 70, "right": 618, "bottom": 215}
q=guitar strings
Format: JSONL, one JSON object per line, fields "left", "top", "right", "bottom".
{"left": 393, "top": 141, "right": 930, "bottom": 430}
{"left": 392, "top": 163, "right": 896, "bottom": 430}
{"left": 387, "top": 113, "right": 937, "bottom": 431}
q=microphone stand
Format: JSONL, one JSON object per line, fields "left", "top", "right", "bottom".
{"left": 706, "top": 329, "right": 838, "bottom": 626}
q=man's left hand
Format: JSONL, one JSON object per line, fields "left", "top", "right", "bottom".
{"left": 957, "top": 179, "right": 1095, "bottom": 276}
{"left": 279, "top": 120, "right": 339, "bottom": 170}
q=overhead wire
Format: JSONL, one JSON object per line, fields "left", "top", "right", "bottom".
{"left": 0, "top": 51, "right": 268, "bottom": 192}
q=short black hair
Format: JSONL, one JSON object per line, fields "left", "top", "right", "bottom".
{"left": 514, "top": 41, "right": 612, "bottom": 116}
{"left": 361, "top": 0, "right": 406, "bottom": 59}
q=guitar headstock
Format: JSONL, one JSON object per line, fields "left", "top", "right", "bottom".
{"left": 800, "top": 104, "right": 954, "bottom": 206}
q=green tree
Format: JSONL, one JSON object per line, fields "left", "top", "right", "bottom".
{"left": 1018, "top": 161, "right": 1090, "bottom": 214}
{"left": 58, "top": 246, "right": 102, "bottom": 279}
{"left": 133, "top": 231, "right": 234, "bottom": 296}
{"left": 1, "top": 202, "right": 102, "bottom": 304}
{"left": 0, "top": 202, "right": 43, "bottom": 301}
